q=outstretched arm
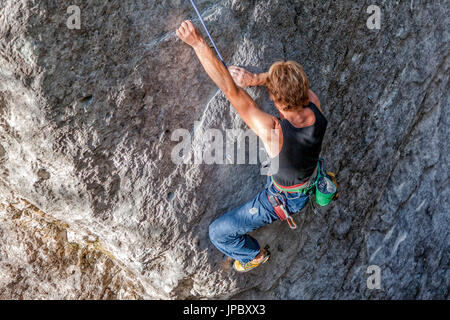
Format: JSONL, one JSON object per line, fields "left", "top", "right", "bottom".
{"left": 176, "top": 21, "right": 279, "bottom": 147}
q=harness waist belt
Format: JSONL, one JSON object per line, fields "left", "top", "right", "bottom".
{"left": 270, "top": 165, "right": 319, "bottom": 193}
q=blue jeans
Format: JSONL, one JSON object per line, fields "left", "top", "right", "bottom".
{"left": 208, "top": 177, "right": 309, "bottom": 263}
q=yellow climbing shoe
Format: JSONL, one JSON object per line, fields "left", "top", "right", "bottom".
{"left": 233, "top": 248, "right": 270, "bottom": 272}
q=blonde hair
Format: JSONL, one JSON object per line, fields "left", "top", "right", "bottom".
{"left": 265, "top": 60, "right": 310, "bottom": 111}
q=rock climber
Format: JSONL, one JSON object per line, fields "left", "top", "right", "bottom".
{"left": 176, "top": 21, "right": 328, "bottom": 272}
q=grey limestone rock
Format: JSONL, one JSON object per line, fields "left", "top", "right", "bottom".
{"left": 0, "top": 0, "right": 448, "bottom": 299}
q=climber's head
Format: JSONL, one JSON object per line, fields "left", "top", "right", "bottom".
{"left": 266, "top": 60, "right": 310, "bottom": 112}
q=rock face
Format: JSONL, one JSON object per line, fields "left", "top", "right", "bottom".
{"left": 0, "top": 0, "right": 448, "bottom": 299}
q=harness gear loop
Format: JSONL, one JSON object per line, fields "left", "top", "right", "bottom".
{"left": 309, "top": 195, "right": 320, "bottom": 215}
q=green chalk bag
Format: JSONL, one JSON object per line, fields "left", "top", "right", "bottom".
{"left": 314, "top": 159, "right": 338, "bottom": 207}
{"left": 315, "top": 174, "right": 337, "bottom": 206}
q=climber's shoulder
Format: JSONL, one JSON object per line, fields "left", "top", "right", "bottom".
{"left": 308, "top": 89, "right": 322, "bottom": 112}
{"left": 226, "top": 87, "right": 280, "bottom": 139}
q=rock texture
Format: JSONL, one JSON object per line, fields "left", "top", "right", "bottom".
{"left": 0, "top": 0, "right": 448, "bottom": 299}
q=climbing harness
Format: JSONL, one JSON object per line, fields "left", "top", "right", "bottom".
{"left": 267, "top": 158, "right": 338, "bottom": 229}
{"left": 188, "top": 0, "right": 227, "bottom": 68}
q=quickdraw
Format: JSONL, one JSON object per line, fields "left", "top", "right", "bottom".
{"left": 266, "top": 192, "right": 297, "bottom": 229}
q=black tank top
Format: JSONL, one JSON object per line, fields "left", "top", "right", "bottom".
{"left": 270, "top": 102, "right": 327, "bottom": 186}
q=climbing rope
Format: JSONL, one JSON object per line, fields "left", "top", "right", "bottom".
{"left": 188, "top": 0, "right": 227, "bottom": 68}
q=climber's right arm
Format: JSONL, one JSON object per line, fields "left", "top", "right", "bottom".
{"left": 176, "top": 20, "right": 280, "bottom": 151}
